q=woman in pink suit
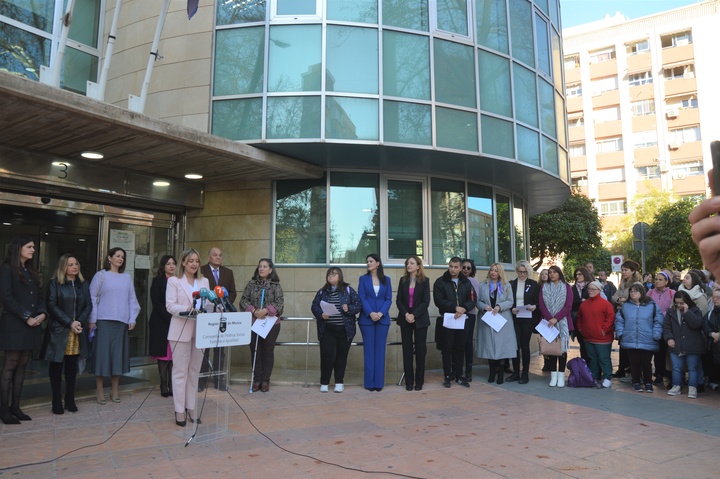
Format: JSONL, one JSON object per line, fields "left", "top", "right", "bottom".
{"left": 166, "top": 248, "right": 209, "bottom": 427}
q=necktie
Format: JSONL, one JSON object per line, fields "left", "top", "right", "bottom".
{"left": 213, "top": 269, "right": 219, "bottom": 284}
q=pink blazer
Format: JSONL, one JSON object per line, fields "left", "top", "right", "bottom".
{"left": 166, "top": 275, "right": 210, "bottom": 343}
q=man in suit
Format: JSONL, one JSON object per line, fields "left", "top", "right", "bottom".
{"left": 198, "top": 247, "right": 236, "bottom": 391}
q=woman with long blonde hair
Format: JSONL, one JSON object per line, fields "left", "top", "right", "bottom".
{"left": 477, "top": 263, "right": 516, "bottom": 384}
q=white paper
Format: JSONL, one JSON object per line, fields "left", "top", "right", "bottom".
{"left": 535, "top": 319, "right": 560, "bottom": 342}
{"left": 320, "top": 300, "right": 341, "bottom": 316}
{"left": 134, "top": 255, "right": 151, "bottom": 269}
{"left": 251, "top": 316, "right": 278, "bottom": 339}
{"left": 443, "top": 313, "right": 466, "bottom": 330}
{"left": 515, "top": 304, "right": 533, "bottom": 319}
{"left": 480, "top": 311, "right": 507, "bottom": 333}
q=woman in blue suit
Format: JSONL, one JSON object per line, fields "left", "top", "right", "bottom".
{"left": 358, "top": 254, "right": 393, "bottom": 391}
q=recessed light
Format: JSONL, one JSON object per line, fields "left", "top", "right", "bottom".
{"left": 153, "top": 181, "right": 170, "bottom": 187}
{"left": 52, "top": 161, "right": 70, "bottom": 166}
{"left": 81, "top": 151, "right": 104, "bottom": 160}
{"left": 78, "top": 238, "right": 86, "bottom": 242}
{"left": 2, "top": 222, "right": 11, "bottom": 226}
{"left": 185, "top": 173, "right": 203, "bottom": 180}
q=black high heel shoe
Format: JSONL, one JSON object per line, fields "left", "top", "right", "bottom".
{"left": 175, "top": 412, "right": 186, "bottom": 427}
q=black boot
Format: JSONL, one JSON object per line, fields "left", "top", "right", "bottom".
{"left": 50, "top": 362, "right": 65, "bottom": 415}
{"left": 506, "top": 357, "right": 520, "bottom": 381}
{"left": 465, "top": 364, "right": 473, "bottom": 382}
{"left": 0, "top": 404, "right": 19, "bottom": 425}
{"left": 64, "top": 357, "right": 78, "bottom": 413}
{"left": 519, "top": 371, "right": 529, "bottom": 384}
{"left": 488, "top": 360, "right": 497, "bottom": 383}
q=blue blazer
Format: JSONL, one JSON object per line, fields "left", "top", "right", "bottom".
{"left": 358, "top": 274, "right": 393, "bottom": 326}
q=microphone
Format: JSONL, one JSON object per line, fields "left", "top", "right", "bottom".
{"left": 221, "top": 287, "right": 237, "bottom": 312}
{"left": 198, "top": 288, "right": 210, "bottom": 313}
{"left": 214, "top": 286, "right": 227, "bottom": 332}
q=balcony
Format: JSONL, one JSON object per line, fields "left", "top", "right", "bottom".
{"left": 601, "top": 215, "right": 626, "bottom": 232}
{"left": 627, "top": 52, "right": 651, "bottom": 75}
{"left": 668, "top": 140, "right": 702, "bottom": 161}
{"left": 568, "top": 125, "right": 585, "bottom": 142}
{"left": 570, "top": 155, "right": 587, "bottom": 172}
{"left": 592, "top": 89, "right": 620, "bottom": 108}
{"left": 667, "top": 107, "right": 700, "bottom": 128}
{"left": 596, "top": 150, "right": 625, "bottom": 168}
{"left": 566, "top": 96, "right": 583, "bottom": 112}
{"left": 635, "top": 178, "right": 662, "bottom": 194}
{"left": 664, "top": 77, "right": 697, "bottom": 97}
{"left": 662, "top": 43, "right": 695, "bottom": 66}
{"left": 628, "top": 83, "right": 654, "bottom": 101}
{"left": 598, "top": 181, "right": 628, "bottom": 200}
{"left": 671, "top": 174, "right": 706, "bottom": 196}
{"left": 633, "top": 146, "right": 659, "bottom": 166}
{"left": 565, "top": 67, "right": 581, "bottom": 84}
{"left": 594, "top": 119, "right": 622, "bottom": 138}
{"left": 589, "top": 58, "right": 618, "bottom": 79}
{"left": 631, "top": 114, "right": 656, "bottom": 133}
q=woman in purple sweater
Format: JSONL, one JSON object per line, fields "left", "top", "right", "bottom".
{"left": 89, "top": 247, "right": 141, "bottom": 404}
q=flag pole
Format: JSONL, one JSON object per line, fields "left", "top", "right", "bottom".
{"left": 87, "top": 0, "right": 123, "bottom": 100}
{"left": 39, "top": 0, "right": 76, "bottom": 88}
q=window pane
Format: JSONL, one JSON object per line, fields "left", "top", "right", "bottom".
{"left": 327, "top": 0, "right": 377, "bottom": 23}
{"left": 476, "top": 0, "right": 508, "bottom": 53}
{"left": 62, "top": 46, "right": 98, "bottom": 94}
{"left": 542, "top": 136, "right": 559, "bottom": 174}
{"left": 555, "top": 91, "right": 566, "bottom": 147}
{"left": 268, "top": 25, "right": 321, "bottom": 92}
{"left": 513, "top": 197, "right": 526, "bottom": 260}
{"left": 383, "top": 101, "right": 432, "bottom": 145}
{"left": 68, "top": 0, "right": 100, "bottom": 47}
{"left": 0, "top": 0, "right": 54, "bottom": 32}
{"left": 275, "top": 177, "right": 327, "bottom": 264}
{"left": 538, "top": 79, "right": 556, "bottom": 137}
{"left": 481, "top": 115, "right": 514, "bottom": 158}
{"left": 277, "top": 0, "right": 316, "bottom": 15}
{"left": 383, "top": 0, "right": 429, "bottom": 31}
{"left": 513, "top": 63, "right": 538, "bottom": 127}
{"left": 217, "top": 0, "right": 266, "bottom": 24}
{"left": 478, "top": 50, "right": 512, "bottom": 117}
{"left": 434, "top": 39, "right": 476, "bottom": 108}
{"left": 536, "top": 0, "right": 549, "bottom": 15}
{"left": 214, "top": 27, "right": 265, "bottom": 96}
{"left": 558, "top": 148, "right": 569, "bottom": 181}
{"left": 468, "top": 184, "right": 494, "bottom": 266}
{"left": 330, "top": 173, "right": 379, "bottom": 263}
{"left": 437, "top": 0, "right": 468, "bottom": 36}
{"left": 551, "top": 30, "right": 562, "bottom": 89}
{"left": 383, "top": 31, "right": 430, "bottom": 100}
{"left": 267, "top": 96, "right": 321, "bottom": 139}
{"left": 534, "top": 14, "right": 550, "bottom": 76}
{"left": 326, "top": 97, "right": 378, "bottom": 140}
{"left": 0, "top": 23, "right": 50, "bottom": 81}
{"left": 327, "top": 26, "right": 378, "bottom": 94}
{"left": 436, "top": 107, "right": 478, "bottom": 151}
{"left": 388, "top": 180, "right": 424, "bottom": 260}
{"left": 509, "top": 0, "right": 534, "bottom": 67}
{"left": 212, "top": 98, "right": 263, "bottom": 141}
{"left": 431, "top": 178, "right": 466, "bottom": 264}
{"left": 517, "top": 125, "right": 540, "bottom": 166}
{"left": 496, "top": 194, "right": 512, "bottom": 263}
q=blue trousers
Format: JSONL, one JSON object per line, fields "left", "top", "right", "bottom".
{"left": 359, "top": 322, "right": 389, "bottom": 389}
{"left": 670, "top": 352, "right": 701, "bottom": 388}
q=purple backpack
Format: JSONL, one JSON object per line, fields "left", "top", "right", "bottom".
{"left": 567, "top": 357, "right": 596, "bottom": 388}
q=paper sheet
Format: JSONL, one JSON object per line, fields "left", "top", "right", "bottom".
{"left": 443, "top": 313, "right": 466, "bottom": 330}
{"left": 515, "top": 304, "right": 533, "bottom": 319}
{"left": 319, "top": 301, "right": 341, "bottom": 316}
{"left": 535, "top": 319, "right": 560, "bottom": 342}
{"left": 480, "top": 311, "right": 507, "bottom": 333}
{"left": 251, "top": 316, "right": 278, "bottom": 339}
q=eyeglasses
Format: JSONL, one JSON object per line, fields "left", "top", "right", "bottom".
{"left": 587, "top": 288, "right": 600, "bottom": 292}
{"left": 462, "top": 266, "right": 472, "bottom": 270}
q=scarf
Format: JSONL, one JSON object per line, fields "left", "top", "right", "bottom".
{"left": 543, "top": 281, "right": 567, "bottom": 318}
{"left": 489, "top": 280, "right": 504, "bottom": 298}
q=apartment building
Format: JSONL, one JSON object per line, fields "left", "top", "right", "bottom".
{"left": 563, "top": 0, "right": 720, "bottom": 232}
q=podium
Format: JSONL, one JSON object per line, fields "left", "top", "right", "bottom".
{"left": 176, "top": 312, "right": 251, "bottom": 443}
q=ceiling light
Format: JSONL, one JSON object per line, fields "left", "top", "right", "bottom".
{"left": 153, "top": 181, "right": 170, "bottom": 187}
{"left": 185, "top": 173, "right": 203, "bottom": 180}
{"left": 81, "top": 151, "right": 104, "bottom": 160}
{"left": 52, "top": 161, "right": 70, "bottom": 166}
{"left": 2, "top": 222, "right": 11, "bottom": 226}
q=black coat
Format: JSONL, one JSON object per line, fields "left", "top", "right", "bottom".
{"left": 396, "top": 277, "right": 431, "bottom": 329}
{"left": 0, "top": 262, "right": 46, "bottom": 351}
{"left": 509, "top": 278, "right": 540, "bottom": 324}
{"left": 706, "top": 307, "right": 720, "bottom": 365}
{"left": 148, "top": 275, "right": 172, "bottom": 357}
{"left": 662, "top": 306, "right": 708, "bottom": 356}
{"left": 45, "top": 278, "right": 91, "bottom": 362}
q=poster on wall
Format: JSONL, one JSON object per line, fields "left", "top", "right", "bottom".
{"left": 110, "top": 229, "right": 136, "bottom": 280}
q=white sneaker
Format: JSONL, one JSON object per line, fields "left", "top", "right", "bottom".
{"left": 320, "top": 385, "right": 329, "bottom": 393}
{"left": 334, "top": 384, "right": 344, "bottom": 393}
{"left": 549, "top": 371, "right": 558, "bottom": 387}
{"left": 688, "top": 386, "right": 698, "bottom": 399}
{"left": 556, "top": 373, "right": 565, "bottom": 388}
{"left": 667, "top": 385, "right": 681, "bottom": 396}
{"left": 602, "top": 379, "right": 612, "bottom": 388}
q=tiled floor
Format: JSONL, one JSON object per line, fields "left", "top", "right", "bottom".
{"left": 2, "top": 352, "right": 720, "bottom": 478}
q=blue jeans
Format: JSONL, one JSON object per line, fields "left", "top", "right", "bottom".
{"left": 670, "top": 352, "right": 701, "bottom": 387}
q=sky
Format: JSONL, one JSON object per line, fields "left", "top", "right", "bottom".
{"left": 560, "top": 0, "right": 707, "bottom": 28}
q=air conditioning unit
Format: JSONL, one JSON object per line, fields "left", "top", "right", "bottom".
{"left": 666, "top": 109, "right": 678, "bottom": 119}
{"left": 673, "top": 172, "right": 686, "bottom": 180}
{"left": 578, "top": 179, "right": 588, "bottom": 186}
{"left": 668, "top": 143, "right": 680, "bottom": 150}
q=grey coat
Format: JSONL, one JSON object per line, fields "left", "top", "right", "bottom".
{"left": 476, "top": 280, "right": 517, "bottom": 360}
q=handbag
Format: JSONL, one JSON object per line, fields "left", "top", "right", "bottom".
{"left": 538, "top": 336, "right": 562, "bottom": 356}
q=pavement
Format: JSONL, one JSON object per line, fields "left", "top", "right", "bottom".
{"left": 1, "top": 351, "right": 719, "bottom": 479}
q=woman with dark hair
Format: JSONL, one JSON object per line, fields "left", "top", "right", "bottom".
{"left": 460, "top": 259, "right": 480, "bottom": 381}
{"left": 663, "top": 290, "right": 707, "bottom": 398}
{"left": 615, "top": 283, "right": 663, "bottom": 393}
{"left": 679, "top": 271, "right": 709, "bottom": 316}
{"left": 149, "top": 255, "right": 176, "bottom": 398}
{"left": 508, "top": 260, "right": 540, "bottom": 384}
{"left": 648, "top": 271, "right": 675, "bottom": 386}
{"left": 571, "top": 266, "right": 592, "bottom": 361}
{"left": 311, "top": 267, "right": 362, "bottom": 393}
{"left": 612, "top": 260, "right": 642, "bottom": 379}
{"left": 0, "top": 235, "right": 46, "bottom": 424}
{"left": 89, "top": 247, "right": 141, "bottom": 404}
{"left": 358, "top": 253, "right": 393, "bottom": 391}
{"left": 45, "top": 254, "right": 91, "bottom": 414}
{"left": 538, "top": 265, "right": 573, "bottom": 387}
{"left": 396, "top": 256, "right": 431, "bottom": 390}
{"left": 240, "top": 258, "right": 284, "bottom": 393}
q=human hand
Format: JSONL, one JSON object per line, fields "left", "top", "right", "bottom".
{"left": 527, "top": 305, "right": 536, "bottom": 311}
{"left": 89, "top": 323, "right": 97, "bottom": 331}
{"left": 689, "top": 173, "right": 720, "bottom": 280}
{"left": 667, "top": 339, "right": 676, "bottom": 348}
{"left": 406, "top": 313, "right": 415, "bottom": 323}
{"left": 321, "top": 313, "right": 330, "bottom": 320}
{"left": 342, "top": 304, "right": 348, "bottom": 313}
{"left": 512, "top": 308, "right": 519, "bottom": 315}
{"left": 128, "top": 323, "right": 136, "bottom": 331}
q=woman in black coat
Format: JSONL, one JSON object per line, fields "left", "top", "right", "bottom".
{"left": 45, "top": 254, "right": 92, "bottom": 414}
{"left": 148, "top": 255, "right": 176, "bottom": 397}
{"left": 0, "top": 235, "right": 47, "bottom": 424}
{"left": 396, "top": 255, "right": 431, "bottom": 391}
{"left": 508, "top": 260, "right": 540, "bottom": 384}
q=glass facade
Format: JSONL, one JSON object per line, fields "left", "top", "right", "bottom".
{"left": 210, "top": 1, "right": 566, "bottom": 266}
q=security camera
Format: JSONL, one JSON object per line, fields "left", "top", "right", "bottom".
{"left": 41, "top": 197, "right": 51, "bottom": 205}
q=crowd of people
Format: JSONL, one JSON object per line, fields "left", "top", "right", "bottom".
{"left": 4, "top": 231, "right": 720, "bottom": 427}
